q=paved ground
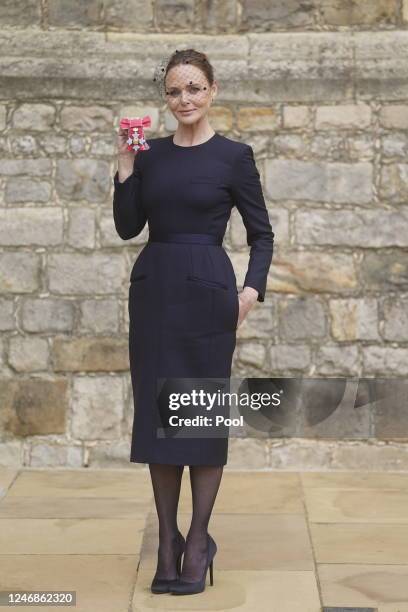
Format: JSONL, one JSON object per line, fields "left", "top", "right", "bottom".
{"left": 0, "top": 467, "right": 407, "bottom": 611}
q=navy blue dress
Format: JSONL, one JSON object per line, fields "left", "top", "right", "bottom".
{"left": 113, "top": 132, "right": 274, "bottom": 466}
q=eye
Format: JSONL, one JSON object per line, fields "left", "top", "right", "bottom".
{"left": 187, "top": 86, "right": 201, "bottom": 94}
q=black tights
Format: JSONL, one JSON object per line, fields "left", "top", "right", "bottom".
{"left": 149, "top": 463, "right": 223, "bottom": 581}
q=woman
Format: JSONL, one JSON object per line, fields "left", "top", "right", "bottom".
{"left": 112, "top": 49, "right": 274, "bottom": 595}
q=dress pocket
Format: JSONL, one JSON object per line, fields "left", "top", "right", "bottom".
{"left": 128, "top": 273, "right": 149, "bottom": 324}
{"left": 131, "top": 273, "right": 147, "bottom": 283}
{"left": 186, "top": 274, "right": 227, "bottom": 290}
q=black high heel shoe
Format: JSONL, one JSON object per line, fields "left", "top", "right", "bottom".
{"left": 150, "top": 532, "right": 186, "bottom": 594}
{"left": 170, "top": 533, "right": 217, "bottom": 595}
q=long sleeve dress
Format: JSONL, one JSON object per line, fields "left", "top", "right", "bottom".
{"left": 113, "top": 132, "right": 274, "bottom": 465}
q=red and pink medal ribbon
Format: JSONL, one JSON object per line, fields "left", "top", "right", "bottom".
{"left": 119, "top": 115, "right": 151, "bottom": 153}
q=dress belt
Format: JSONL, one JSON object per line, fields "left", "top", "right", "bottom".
{"left": 148, "top": 231, "right": 222, "bottom": 246}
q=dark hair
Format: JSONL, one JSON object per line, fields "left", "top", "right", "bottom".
{"left": 164, "top": 49, "right": 214, "bottom": 87}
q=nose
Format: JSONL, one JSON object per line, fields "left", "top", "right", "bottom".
{"left": 180, "top": 90, "right": 190, "bottom": 103}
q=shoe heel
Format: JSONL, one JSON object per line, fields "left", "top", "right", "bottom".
{"left": 209, "top": 559, "right": 214, "bottom": 586}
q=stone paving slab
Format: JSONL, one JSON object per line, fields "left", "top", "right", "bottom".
{"left": 0, "top": 469, "right": 407, "bottom": 611}
{"left": 0, "top": 555, "right": 137, "bottom": 612}
{"left": 133, "top": 565, "right": 321, "bottom": 611}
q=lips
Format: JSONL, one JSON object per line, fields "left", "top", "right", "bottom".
{"left": 180, "top": 110, "right": 195, "bottom": 114}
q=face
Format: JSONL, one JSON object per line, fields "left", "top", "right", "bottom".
{"left": 164, "top": 64, "right": 216, "bottom": 123}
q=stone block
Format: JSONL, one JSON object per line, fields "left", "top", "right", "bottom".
{"left": 0, "top": 378, "right": 67, "bottom": 436}
{"left": 71, "top": 375, "right": 124, "bottom": 440}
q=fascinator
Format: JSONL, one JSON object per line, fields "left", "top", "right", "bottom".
{"left": 152, "top": 50, "right": 213, "bottom": 105}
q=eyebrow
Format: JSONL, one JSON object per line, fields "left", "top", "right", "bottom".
{"left": 168, "top": 82, "right": 201, "bottom": 88}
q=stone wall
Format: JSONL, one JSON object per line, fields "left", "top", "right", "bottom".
{"left": 1, "top": 0, "right": 408, "bottom": 468}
